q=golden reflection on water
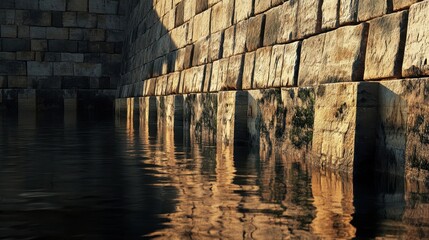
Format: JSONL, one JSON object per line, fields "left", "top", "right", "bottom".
{"left": 127, "top": 110, "right": 429, "bottom": 239}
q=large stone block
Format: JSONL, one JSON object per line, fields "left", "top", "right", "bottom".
{"left": 97, "top": 15, "right": 125, "bottom": 30}
{"left": 30, "top": 26, "right": 46, "bottom": 39}
{"left": 242, "top": 51, "right": 255, "bottom": 90}
{"left": 16, "top": 0, "right": 39, "bottom": 10}
{"left": 281, "top": 41, "right": 301, "bottom": 87}
{"left": 234, "top": 20, "right": 248, "bottom": 55}
{"left": 16, "top": 10, "right": 51, "bottom": 26}
{"left": 208, "top": 31, "right": 223, "bottom": 61}
{"left": 74, "top": 63, "right": 102, "bottom": 77}
{"left": 183, "top": 0, "right": 196, "bottom": 22}
{"left": 40, "top": 0, "right": 66, "bottom": 11}
{"left": 298, "top": 0, "right": 321, "bottom": 38}
{"left": 192, "top": 36, "right": 209, "bottom": 66}
{"left": 246, "top": 14, "right": 264, "bottom": 51}
{"left": 209, "top": 58, "right": 228, "bottom": 92}
{"left": 223, "top": 25, "right": 235, "bottom": 58}
{"left": 377, "top": 78, "right": 429, "bottom": 180}
{"left": 264, "top": 5, "right": 282, "bottom": 46}
{"left": 54, "top": 62, "right": 74, "bottom": 76}
{"left": 364, "top": 11, "right": 408, "bottom": 80}
{"left": 49, "top": 40, "right": 78, "bottom": 52}
{"left": 192, "top": 8, "right": 211, "bottom": 41}
{"left": 224, "top": 54, "right": 244, "bottom": 90}
{"left": 1, "top": 25, "right": 17, "bottom": 38}
{"left": 217, "top": 91, "right": 248, "bottom": 150}
{"left": 0, "top": 61, "right": 27, "bottom": 75}
{"left": 234, "top": 0, "right": 253, "bottom": 23}
{"left": 63, "top": 12, "right": 77, "bottom": 27}
{"left": 28, "top": 62, "right": 53, "bottom": 76}
{"left": 253, "top": 47, "right": 272, "bottom": 89}
{"left": 89, "top": 0, "right": 118, "bottom": 14}
{"left": 299, "top": 24, "right": 368, "bottom": 86}
{"left": 358, "top": 0, "right": 388, "bottom": 21}
{"left": 46, "top": 27, "right": 69, "bottom": 39}
{"left": 77, "top": 12, "right": 97, "bottom": 28}
{"left": 339, "top": 0, "right": 359, "bottom": 25}
{"left": 268, "top": 45, "right": 285, "bottom": 87}
{"left": 2, "top": 38, "right": 30, "bottom": 51}
{"left": 402, "top": 1, "right": 429, "bottom": 77}
{"left": 211, "top": 0, "right": 233, "bottom": 33}
{"left": 322, "top": 0, "right": 339, "bottom": 30}
{"left": 312, "top": 82, "right": 378, "bottom": 173}
{"left": 281, "top": 87, "right": 316, "bottom": 157}
{"left": 393, "top": 0, "right": 420, "bottom": 10}
{"left": 68, "top": 0, "right": 89, "bottom": 11}
{"left": 255, "top": 0, "right": 271, "bottom": 14}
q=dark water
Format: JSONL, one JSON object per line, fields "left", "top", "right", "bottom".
{"left": 0, "top": 113, "right": 429, "bottom": 239}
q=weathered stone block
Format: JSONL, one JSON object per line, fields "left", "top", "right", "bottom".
{"left": 54, "top": 62, "right": 74, "bottom": 76}
{"left": 211, "top": 0, "right": 233, "bottom": 33}
{"left": 281, "top": 41, "right": 301, "bottom": 87}
{"left": 63, "top": 12, "right": 77, "bottom": 27}
{"left": 18, "top": 26, "right": 29, "bottom": 38}
{"left": 234, "top": 0, "right": 253, "bottom": 23}
{"left": 322, "top": 0, "right": 339, "bottom": 30}
{"left": 98, "top": 15, "right": 124, "bottom": 30}
{"left": 242, "top": 51, "right": 255, "bottom": 90}
{"left": 217, "top": 91, "right": 248, "bottom": 150}
{"left": 40, "top": 0, "right": 66, "bottom": 11}
{"left": 375, "top": 79, "right": 429, "bottom": 180}
{"left": 234, "top": 20, "right": 248, "bottom": 55}
{"left": 339, "top": 0, "right": 358, "bottom": 25}
{"left": 0, "top": 10, "right": 15, "bottom": 25}
{"left": 247, "top": 89, "right": 285, "bottom": 158}
{"left": 16, "top": 10, "right": 51, "bottom": 26}
{"left": 223, "top": 25, "right": 235, "bottom": 58}
{"left": 192, "top": 9, "right": 211, "bottom": 42}
{"left": 312, "top": 82, "right": 378, "bottom": 173}
{"left": 0, "top": 52, "right": 16, "bottom": 60}
{"left": 30, "top": 27, "right": 46, "bottom": 39}
{"left": 393, "top": 0, "right": 420, "bottom": 10}
{"left": 2, "top": 38, "right": 30, "bottom": 51}
{"left": 184, "top": 0, "right": 196, "bottom": 22}
{"left": 106, "top": 30, "right": 124, "bottom": 42}
{"left": 175, "top": 1, "right": 185, "bottom": 27}
{"left": 1, "top": 25, "right": 17, "bottom": 38}
{"left": 86, "top": 29, "right": 106, "bottom": 41}
{"left": 358, "top": 0, "right": 388, "bottom": 21}
{"left": 8, "top": 76, "right": 28, "bottom": 89}
{"left": 62, "top": 76, "right": 90, "bottom": 89}
{"left": 208, "top": 31, "right": 223, "bottom": 61}
{"left": 68, "top": 0, "right": 89, "bottom": 11}
{"left": 246, "top": 14, "right": 264, "bottom": 51}
{"left": 184, "top": 93, "right": 217, "bottom": 144}
{"left": 297, "top": 0, "right": 321, "bottom": 38}
{"left": 299, "top": 24, "right": 368, "bottom": 86}
{"left": 28, "top": 62, "right": 53, "bottom": 76}
{"left": 74, "top": 63, "right": 102, "bottom": 77}
{"left": 16, "top": 0, "right": 39, "bottom": 9}
{"left": 281, "top": 87, "right": 315, "bottom": 157}
{"left": 89, "top": 0, "right": 118, "bottom": 14}
{"left": 77, "top": 13, "right": 97, "bottom": 28}
{"left": 192, "top": 36, "right": 209, "bottom": 66}
{"left": 49, "top": 40, "right": 78, "bottom": 52}
{"left": 209, "top": 58, "right": 228, "bottom": 92}
{"left": 70, "top": 28, "right": 84, "bottom": 40}
{"left": 364, "top": 11, "right": 408, "bottom": 80}
{"left": 268, "top": 45, "right": 285, "bottom": 87}
{"left": 255, "top": 0, "right": 271, "bottom": 14}
{"left": 61, "top": 53, "right": 84, "bottom": 62}
{"left": 16, "top": 51, "right": 35, "bottom": 61}
{"left": 196, "top": 0, "right": 208, "bottom": 13}
{"left": 254, "top": 47, "right": 272, "bottom": 89}
{"left": 0, "top": 61, "right": 27, "bottom": 75}
{"left": 46, "top": 27, "right": 69, "bottom": 39}
{"left": 264, "top": 5, "right": 282, "bottom": 46}
{"left": 402, "top": 1, "right": 429, "bottom": 77}
{"left": 224, "top": 54, "right": 244, "bottom": 90}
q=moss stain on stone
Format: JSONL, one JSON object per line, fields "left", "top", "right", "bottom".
{"left": 290, "top": 88, "right": 315, "bottom": 149}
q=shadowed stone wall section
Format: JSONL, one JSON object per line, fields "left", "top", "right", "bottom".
{"left": 0, "top": 0, "right": 127, "bottom": 113}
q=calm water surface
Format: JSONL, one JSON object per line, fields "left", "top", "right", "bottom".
{"left": 0, "top": 113, "right": 428, "bottom": 239}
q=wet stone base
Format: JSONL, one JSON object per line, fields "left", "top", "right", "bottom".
{"left": 116, "top": 78, "right": 429, "bottom": 181}
{"left": 1, "top": 89, "right": 116, "bottom": 116}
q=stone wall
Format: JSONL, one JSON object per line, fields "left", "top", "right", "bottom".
{"left": 0, "top": 0, "right": 126, "bottom": 113}
{"left": 116, "top": 0, "right": 428, "bottom": 178}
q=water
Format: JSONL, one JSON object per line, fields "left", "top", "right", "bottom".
{"left": 0, "top": 113, "right": 428, "bottom": 239}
